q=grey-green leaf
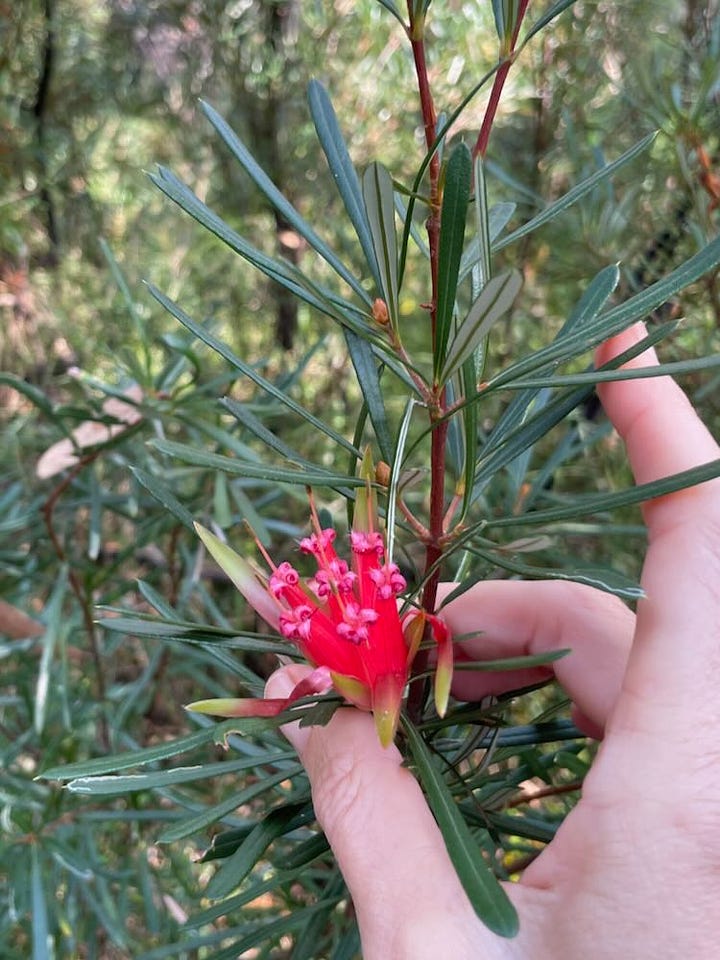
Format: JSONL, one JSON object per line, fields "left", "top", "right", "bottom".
{"left": 435, "top": 142, "right": 472, "bottom": 380}
{"left": 494, "top": 132, "right": 656, "bottom": 251}
{"left": 201, "top": 100, "right": 370, "bottom": 304}
{"left": 440, "top": 269, "right": 522, "bottom": 384}
{"left": 308, "top": 80, "right": 381, "bottom": 288}
{"left": 130, "top": 467, "right": 194, "bottom": 528}
{"left": 363, "top": 162, "right": 399, "bottom": 325}
{"left": 402, "top": 716, "right": 519, "bottom": 937}
{"left": 205, "top": 802, "right": 314, "bottom": 900}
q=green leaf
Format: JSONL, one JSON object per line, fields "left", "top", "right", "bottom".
{"left": 147, "top": 284, "right": 361, "bottom": 458}
{"left": 149, "top": 437, "right": 361, "bottom": 489}
{"left": 149, "top": 169, "right": 378, "bottom": 342}
{"left": 31, "top": 847, "right": 50, "bottom": 960}
{"left": 489, "top": 233, "right": 720, "bottom": 390}
{"left": 385, "top": 398, "right": 419, "bottom": 562}
{"left": 362, "top": 162, "right": 399, "bottom": 326}
{"left": 452, "top": 648, "right": 571, "bottom": 672}
{"left": 38, "top": 717, "right": 272, "bottom": 780}
{"left": 440, "top": 269, "right": 522, "bottom": 384}
{"left": 435, "top": 142, "right": 472, "bottom": 380}
{"left": 401, "top": 716, "right": 519, "bottom": 937}
{"left": 276, "top": 832, "right": 330, "bottom": 871}
{"left": 221, "top": 397, "right": 315, "bottom": 470}
{"left": 494, "top": 132, "right": 656, "bottom": 251}
{"left": 205, "top": 802, "right": 314, "bottom": 899}
{"left": 459, "top": 357, "right": 480, "bottom": 526}
{"left": 467, "top": 547, "right": 644, "bottom": 599}
{"left": 158, "top": 765, "right": 303, "bottom": 843}
{"left": 99, "top": 238, "right": 151, "bottom": 381}
{"left": 0, "top": 373, "right": 72, "bottom": 439}
{"left": 470, "top": 322, "right": 674, "bottom": 493}
{"left": 137, "top": 903, "right": 341, "bottom": 960}
{"left": 34, "top": 569, "right": 67, "bottom": 736}
{"left": 345, "top": 330, "right": 394, "bottom": 463}
{"left": 472, "top": 154, "right": 492, "bottom": 290}
{"left": 523, "top": 0, "right": 579, "bottom": 44}
{"left": 308, "top": 80, "right": 381, "bottom": 289}
{"left": 65, "top": 752, "right": 296, "bottom": 795}
{"left": 201, "top": 100, "right": 370, "bottom": 305}
{"left": 374, "top": 0, "right": 406, "bottom": 25}
{"left": 487, "top": 457, "right": 720, "bottom": 528}
{"left": 503, "top": 352, "right": 720, "bottom": 388}
{"left": 130, "top": 466, "right": 194, "bottom": 528}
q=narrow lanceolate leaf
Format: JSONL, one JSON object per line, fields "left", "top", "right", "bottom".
{"left": 485, "top": 232, "right": 720, "bottom": 397}
{"left": 487, "top": 457, "right": 720, "bottom": 528}
{"left": 147, "top": 285, "right": 361, "bottom": 458}
{"left": 439, "top": 269, "right": 522, "bottom": 384}
{"left": 467, "top": 546, "right": 644, "bottom": 599}
{"left": 149, "top": 438, "right": 360, "bottom": 489}
{"left": 345, "top": 330, "right": 394, "bottom": 463}
{"left": 64, "top": 753, "right": 296, "bottom": 795}
{"left": 0, "top": 374, "right": 72, "bottom": 439}
{"left": 38, "top": 717, "right": 270, "bottom": 781}
{"left": 34, "top": 569, "right": 66, "bottom": 736}
{"left": 459, "top": 357, "right": 479, "bottom": 526}
{"left": 31, "top": 847, "right": 50, "bottom": 960}
{"left": 402, "top": 716, "right": 519, "bottom": 937}
{"left": 158, "top": 765, "right": 303, "bottom": 843}
{"left": 435, "top": 142, "right": 472, "bottom": 381}
{"left": 205, "top": 802, "right": 314, "bottom": 900}
{"left": 558, "top": 262, "right": 620, "bottom": 340}
{"left": 130, "top": 466, "right": 194, "bottom": 528}
{"left": 473, "top": 154, "right": 492, "bottom": 291}
{"left": 523, "top": 0, "right": 579, "bottom": 44}
{"left": 494, "top": 132, "right": 656, "bottom": 251}
{"left": 308, "top": 80, "right": 381, "bottom": 289}
{"left": 363, "top": 162, "right": 399, "bottom": 326}
{"left": 200, "top": 100, "right": 370, "bottom": 305}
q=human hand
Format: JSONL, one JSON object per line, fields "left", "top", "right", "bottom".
{"left": 266, "top": 323, "right": 720, "bottom": 959}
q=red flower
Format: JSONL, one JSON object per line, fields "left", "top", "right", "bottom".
{"left": 189, "top": 476, "right": 452, "bottom": 746}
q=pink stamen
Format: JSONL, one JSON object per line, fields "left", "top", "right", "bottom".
{"left": 269, "top": 561, "right": 301, "bottom": 598}
{"left": 311, "top": 558, "right": 357, "bottom": 598}
{"left": 279, "top": 604, "right": 315, "bottom": 641}
{"left": 350, "top": 530, "right": 384, "bottom": 555}
{"left": 369, "top": 562, "right": 407, "bottom": 600}
{"left": 299, "top": 528, "right": 336, "bottom": 556}
{"left": 336, "top": 602, "right": 379, "bottom": 644}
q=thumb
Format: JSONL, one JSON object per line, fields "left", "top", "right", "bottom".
{"left": 265, "top": 665, "right": 502, "bottom": 960}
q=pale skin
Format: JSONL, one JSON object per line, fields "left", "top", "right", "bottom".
{"left": 266, "top": 323, "right": 720, "bottom": 960}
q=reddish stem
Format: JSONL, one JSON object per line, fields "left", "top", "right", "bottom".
{"left": 474, "top": 0, "right": 531, "bottom": 159}
{"left": 406, "top": 4, "right": 449, "bottom": 720}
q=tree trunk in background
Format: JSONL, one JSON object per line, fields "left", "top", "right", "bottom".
{"left": 248, "top": 0, "right": 301, "bottom": 351}
{"left": 33, "top": 0, "right": 59, "bottom": 265}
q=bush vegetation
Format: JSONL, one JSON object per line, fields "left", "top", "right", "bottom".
{"left": 1, "top": 1, "right": 719, "bottom": 956}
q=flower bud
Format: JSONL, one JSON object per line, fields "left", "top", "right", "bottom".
{"left": 372, "top": 298, "right": 390, "bottom": 325}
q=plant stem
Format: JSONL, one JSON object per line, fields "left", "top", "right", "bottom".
{"left": 406, "top": 3, "right": 449, "bottom": 720}
{"left": 42, "top": 453, "right": 109, "bottom": 749}
{"left": 473, "top": 0, "right": 532, "bottom": 159}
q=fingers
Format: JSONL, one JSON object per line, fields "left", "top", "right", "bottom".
{"left": 595, "top": 325, "right": 720, "bottom": 741}
{"left": 596, "top": 323, "right": 720, "bottom": 535}
{"left": 265, "top": 665, "right": 502, "bottom": 960}
{"left": 438, "top": 580, "right": 634, "bottom": 735}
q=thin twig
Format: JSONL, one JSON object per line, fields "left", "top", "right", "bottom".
{"left": 42, "top": 451, "right": 109, "bottom": 748}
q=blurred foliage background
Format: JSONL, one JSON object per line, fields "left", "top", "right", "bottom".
{"left": 1, "top": 0, "right": 719, "bottom": 957}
